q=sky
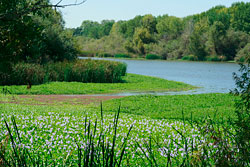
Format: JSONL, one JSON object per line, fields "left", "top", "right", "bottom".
{"left": 53, "top": 0, "right": 250, "bottom": 28}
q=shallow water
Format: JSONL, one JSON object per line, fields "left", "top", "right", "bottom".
{"left": 80, "top": 57, "right": 240, "bottom": 95}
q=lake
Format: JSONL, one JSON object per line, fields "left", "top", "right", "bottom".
{"left": 80, "top": 57, "right": 240, "bottom": 95}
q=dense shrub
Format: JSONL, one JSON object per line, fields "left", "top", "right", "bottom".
{"left": 11, "top": 63, "right": 46, "bottom": 85}
{"left": 145, "top": 54, "right": 161, "bottom": 60}
{"left": 181, "top": 55, "right": 198, "bottom": 61}
{"left": 97, "top": 52, "right": 113, "bottom": 58}
{"left": 205, "top": 55, "right": 221, "bottom": 61}
{"left": 79, "top": 51, "right": 96, "bottom": 57}
{"left": 114, "top": 54, "right": 131, "bottom": 58}
{"left": 235, "top": 43, "right": 250, "bottom": 63}
{"left": 0, "top": 60, "right": 127, "bottom": 85}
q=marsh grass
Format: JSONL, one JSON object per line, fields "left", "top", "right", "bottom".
{"left": 0, "top": 59, "right": 127, "bottom": 86}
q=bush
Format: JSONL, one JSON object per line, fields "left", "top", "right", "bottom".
{"left": 145, "top": 54, "right": 161, "bottom": 60}
{"left": 181, "top": 55, "right": 198, "bottom": 61}
{"left": 114, "top": 54, "right": 131, "bottom": 58}
{"left": 11, "top": 63, "right": 45, "bottom": 85}
{"left": 80, "top": 51, "right": 96, "bottom": 57}
{"left": 0, "top": 60, "right": 127, "bottom": 85}
{"left": 97, "top": 52, "right": 113, "bottom": 58}
{"left": 235, "top": 43, "right": 250, "bottom": 63}
{"left": 205, "top": 55, "right": 228, "bottom": 62}
{"left": 205, "top": 55, "right": 221, "bottom": 61}
{"left": 231, "top": 63, "right": 250, "bottom": 165}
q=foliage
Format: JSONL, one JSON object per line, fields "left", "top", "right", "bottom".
{"left": 205, "top": 55, "right": 222, "bottom": 62}
{"left": 133, "top": 27, "right": 154, "bottom": 54}
{"left": 0, "top": 93, "right": 241, "bottom": 166}
{"left": 142, "top": 14, "right": 157, "bottom": 33}
{"left": 103, "top": 94, "right": 235, "bottom": 121}
{"left": 80, "top": 51, "right": 97, "bottom": 57}
{"left": 0, "top": 109, "right": 133, "bottom": 166}
{"left": 156, "top": 15, "right": 184, "bottom": 40}
{"left": 114, "top": 54, "right": 131, "bottom": 58}
{"left": 73, "top": 20, "right": 115, "bottom": 39}
{"left": 73, "top": 2, "right": 250, "bottom": 61}
{"left": 0, "top": 60, "right": 127, "bottom": 85}
{"left": 0, "top": 74, "right": 195, "bottom": 95}
{"left": 188, "top": 18, "right": 209, "bottom": 60}
{"left": 235, "top": 43, "right": 250, "bottom": 63}
{"left": 97, "top": 53, "right": 113, "bottom": 58}
{"left": 0, "top": 0, "right": 79, "bottom": 68}
{"left": 230, "top": 2, "right": 250, "bottom": 33}
{"left": 231, "top": 62, "right": 250, "bottom": 165}
{"left": 182, "top": 55, "right": 198, "bottom": 61}
{"left": 145, "top": 54, "right": 161, "bottom": 60}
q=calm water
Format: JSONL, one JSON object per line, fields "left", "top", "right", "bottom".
{"left": 80, "top": 57, "right": 240, "bottom": 95}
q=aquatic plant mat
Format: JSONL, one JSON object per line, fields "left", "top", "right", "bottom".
{"left": 0, "top": 93, "right": 243, "bottom": 166}
{"left": 0, "top": 73, "right": 196, "bottom": 95}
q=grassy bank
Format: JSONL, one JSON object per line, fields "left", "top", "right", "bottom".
{"left": 0, "top": 73, "right": 196, "bottom": 95}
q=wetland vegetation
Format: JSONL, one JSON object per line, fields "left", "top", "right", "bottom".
{"left": 0, "top": 0, "right": 250, "bottom": 166}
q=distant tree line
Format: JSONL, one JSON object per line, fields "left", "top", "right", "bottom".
{"left": 72, "top": 2, "right": 250, "bottom": 62}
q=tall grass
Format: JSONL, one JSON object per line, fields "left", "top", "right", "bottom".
{"left": 0, "top": 59, "right": 127, "bottom": 85}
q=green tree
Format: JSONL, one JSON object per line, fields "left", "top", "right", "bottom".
{"left": 133, "top": 27, "right": 154, "bottom": 54}
{"left": 100, "top": 20, "right": 115, "bottom": 36}
{"left": 0, "top": 0, "right": 80, "bottom": 70}
{"left": 230, "top": 2, "right": 250, "bottom": 33}
{"left": 118, "top": 15, "right": 143, "bottom": 38}
{"left": 235, "top": 43, "right": 250, "bottom": 62}
{"left": 142, "top": 14, "right": 157, "bottom": 33}
{"left": 189, "top": 18, "right": 209, "bottom": 60}
{"left": 207, "top": 21, "right": 227, "bottom": 56}
{"left": 156, "top": 15, "right": 184, "bottom": 40}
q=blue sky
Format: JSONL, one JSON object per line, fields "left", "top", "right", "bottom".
{"left": 55, "top": 0, "right": 250, "bottom": 28}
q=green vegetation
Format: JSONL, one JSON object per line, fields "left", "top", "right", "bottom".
{"left": 0, "top": 0, "right": 79, "bottom": 68}
{"left": 114, "top": 54, "right": 131, "bottom": 58}
{"left": 101, "top": 93, "right": 236, "bottom": 121}
{"left": 1, "top": 0, "right": 250, "bottom": 165}
{"left": 145, "top": 54, "right": 161, "bottom": 60}
{"left": 235, "top": 43, "right": 250, "bottom": 62}
{"left": 181, "top": 55, "right": 198, "bottom": 61}
{"left": 0, "top": 93, "right": 241, "bottom": 166}
{"left": 1, "top": 62, "right": 249, "bottom": 165}
{"left": 230, "top": 62, "right": 250, "bottom": 164}
{"left": 205, "top": 55, "right": 224, "bottom": 62}
{"left": 73, "top": 2, "right": 250, "bottom": 63}
{"left": 0, "top": 74, "right": 195, "bottom": 95}
{"left": 0, "top": 59, "right": 127, "bottom": 85}
{"left": 0, "top": 0, "right": 81, "bottom": 85}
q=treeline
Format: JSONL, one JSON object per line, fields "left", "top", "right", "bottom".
{"left": 72, "top": 2, "right": 250, "bottom": 62}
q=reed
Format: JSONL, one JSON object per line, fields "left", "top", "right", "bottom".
{"left": 0, "top": 59, "right": 127, "bottom": 85}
